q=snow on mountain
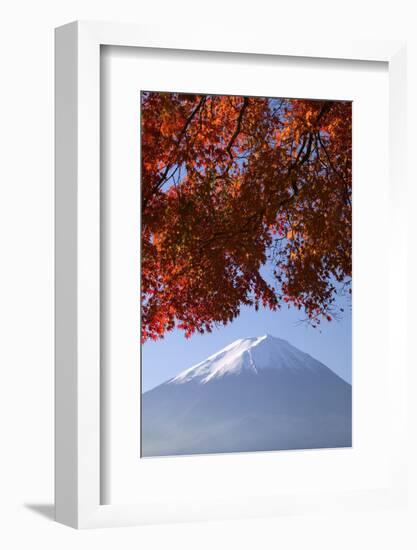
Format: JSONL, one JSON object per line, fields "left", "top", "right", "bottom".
{"left": 142, "top": 335, "right": 352, "bottom": 457}
{"left": 169, "top": 334, "right": 328, "bottom": 385}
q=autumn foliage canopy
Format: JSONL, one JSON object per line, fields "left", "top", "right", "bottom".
{"left": 141, "top": 92, "right": 352, "bottom": 342}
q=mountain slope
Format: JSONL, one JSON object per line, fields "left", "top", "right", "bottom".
{"left": 141, "top": 335, "right": 352, "bottom": 457}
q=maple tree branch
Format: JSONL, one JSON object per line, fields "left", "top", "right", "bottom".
{"left": 316, "top": 132, "right": 351, "bottom": 205}
{"left": 226, "top": 97, "right": 249, "bottom": 159}
{"left": 316, "top": 101, "right": 333, "bottom": 124}
{"left": 189, "top": 115, "right": 333, "bottom": 258}
{"left": 284, "top": 104, "right": 326, "bottom": 192}
{"left": 143, "top": 96, "right": 207, "bottom": 210}
{"left": 299, "top": 132, "right": 314, "bottom": 166}
{"left": 141, "top": 92, "right": 352, "bottom": 341}
{"left": 177, "top": 96, "right": 207, "bottom": 142}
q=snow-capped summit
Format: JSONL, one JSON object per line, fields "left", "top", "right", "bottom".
{"left": 142, "top": 335, "right": 352, "bottom": 457}
{"left": 169, "top": 334, "right": 326, "bottom": 385}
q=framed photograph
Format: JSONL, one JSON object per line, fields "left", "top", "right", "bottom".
{"left": 55, "top": 21, "right": 407, "bottom": 528}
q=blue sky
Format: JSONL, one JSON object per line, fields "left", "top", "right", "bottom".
{"left": 142, "top": 293, "right": 352, "bottom": 392}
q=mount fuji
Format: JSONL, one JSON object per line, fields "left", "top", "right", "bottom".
{"left": 141, "top": 334, "right": 352, "bottom": 457}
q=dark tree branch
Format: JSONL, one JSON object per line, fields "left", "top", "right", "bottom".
{"left": 226, "top": 97, "right": 249, "bottom": 159}
{"left": 143, "top": 96, "right": 207, "bottom": 210}
{"left": 316, "top": 132, "right": 351, "bottom": 205}
{"left": 177, "top": 96, "right": 207, "bottom": 143}
{"left": 316, "top": 101, "right": 333, "bottom": 124}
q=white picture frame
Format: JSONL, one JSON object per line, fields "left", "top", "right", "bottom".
{"left": 55, "top": 20, "right": 407, "bottom": 529}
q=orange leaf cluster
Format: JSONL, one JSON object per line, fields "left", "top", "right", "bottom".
{"left": 141, "top": 92, "right": 351, "bottom": 341}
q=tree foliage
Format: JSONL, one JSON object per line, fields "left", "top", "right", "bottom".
{"left": 141, "top": 92, "right": 352, "bottom": 342}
